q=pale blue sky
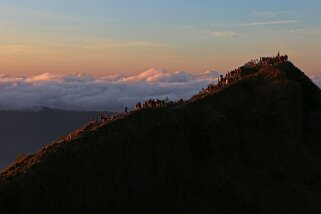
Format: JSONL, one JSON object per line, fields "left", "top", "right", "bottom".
{"left": 0, "top": 0, "right": 320, "bottom": 75}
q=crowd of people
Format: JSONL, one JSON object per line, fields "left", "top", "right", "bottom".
{"left": 86, "top": 98, "right": 180, "bottom": 129}
{"left": 245, "top": 52, "right": 289, "bottom": 67}
{"left": 259, "top": 54, "right": 288, "bottom": 66}
{"left": 200, "top": 53, "right": 289, "bottom": 96}
{"left": 134, "top": 99, "right": 175, "bottom": 110}
{"left": 200, "top": 67, "right": 243, "bottom": 95}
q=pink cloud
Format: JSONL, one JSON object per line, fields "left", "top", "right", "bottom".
{"left": 0, "top": 69, "right": 220, "bottom": 112}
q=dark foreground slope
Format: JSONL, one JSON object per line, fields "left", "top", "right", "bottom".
{"left": 0, "top": 62, "right": 321, "bottom": 214}
{"left": 0, "top": 108, "right": 113, "bottom": 170}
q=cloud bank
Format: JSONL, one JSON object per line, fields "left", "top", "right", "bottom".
{"left": 310, "top": 75, "right": 321, "bottom": 88}
{"left": 0, "top": 69, "right": 220, "bottom": 112}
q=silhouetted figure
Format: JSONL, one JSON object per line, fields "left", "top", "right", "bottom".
{"left": 100, "top": 114, "right": 108, "bottom": 122}
{"left": 90, "top": 116, "right": 97, "bottom": 125}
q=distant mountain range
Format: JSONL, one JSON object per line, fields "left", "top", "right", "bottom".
{"left": 0, "top": 61, "right": 321, "bottom": 213}
{"left": 0, "top": 107, "right": 115, "bottom": 170}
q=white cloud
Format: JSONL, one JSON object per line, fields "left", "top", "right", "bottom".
{"left": 241, "top": 20, "right": 297, "bottom": 26}
{"left": 0, "top": 69, "right": 220, "bottom": 112}
{"left": 120, "top": 68, "right": 194, "bottom": 83}
{"left": 211, "top": 31, "right": 236, "bottom": 38}
{"left": 310, "top": 75, "right": 321, "bottom": 88}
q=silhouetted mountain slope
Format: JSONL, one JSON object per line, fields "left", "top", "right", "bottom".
{"left": 0, "top": 108, "right": 114, "bottom": 170}
{"left": 0, "top": 62, "right": 321, "bottom": 214}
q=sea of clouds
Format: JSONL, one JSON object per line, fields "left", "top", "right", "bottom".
{"left": 0, "top": 68, "right": 220, "bottom": 112}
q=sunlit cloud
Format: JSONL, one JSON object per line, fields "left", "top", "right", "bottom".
{"left": 211, "top": 31, "right": 236, "bottom": 38}
{"left": 241, "top": 20, "right": 297, "bottom": 26}
{"left": 0, "top": 69, "right": 220, "bottom": 112}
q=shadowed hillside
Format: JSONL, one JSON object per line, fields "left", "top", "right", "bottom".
{"left": 0, "top": 108, "right": 114, "bottom": 170}
{"left": 0, "top": 61, "right": 321, "bottom": 214}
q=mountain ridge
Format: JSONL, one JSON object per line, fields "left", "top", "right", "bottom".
{"left": 0, "top": 60, "right": 321, "bottom": 213}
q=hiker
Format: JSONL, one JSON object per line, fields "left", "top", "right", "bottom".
{"left": 90, "top": 116, "right": 97, "bottom": 125}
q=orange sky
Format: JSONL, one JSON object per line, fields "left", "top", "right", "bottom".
{"left": 0, "top": 1, "right": 320, "bottom": 77}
